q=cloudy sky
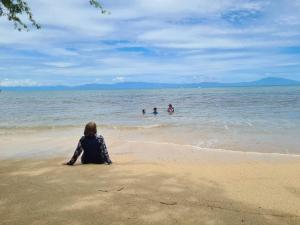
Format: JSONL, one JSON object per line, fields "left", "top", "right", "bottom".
{"left": 0, "top": 0, "right": 300, "bottom": 86}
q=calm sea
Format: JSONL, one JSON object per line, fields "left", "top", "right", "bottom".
{"left": 1, "top": 86, "right": 300, "bottom": 154}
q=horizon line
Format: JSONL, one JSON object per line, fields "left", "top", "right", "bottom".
{"left": 1, "top": 77, "right": 300, "bottom": 88}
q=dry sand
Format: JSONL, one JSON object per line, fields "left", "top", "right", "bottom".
{"left": 1, "top": 137, "right": 300, "bottom": 225}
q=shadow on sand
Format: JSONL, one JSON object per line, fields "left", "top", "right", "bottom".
{"left": 0, "top": 159, "right": 299, "bottom": 225}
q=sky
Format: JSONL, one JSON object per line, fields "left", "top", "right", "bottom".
{"left": 0, "top": 0, "right": 300, "bottom": 86}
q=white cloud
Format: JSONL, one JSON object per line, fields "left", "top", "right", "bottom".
{"left": 0, "top": 0, "right": 300, "bottom": 84}
{"left": 0, "top": 78, "right": 40, "bottom": 87}
{"left": 112, "top": 76, "right": 125, "bottom": 82}
{"left": 43, "top": 62, "right": 76, "bottom": 68}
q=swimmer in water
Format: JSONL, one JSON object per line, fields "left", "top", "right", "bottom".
{"left": 167, "top": 104, "right": 174, "bottom": 114}
{"left": 142, "top": 109, "right": 146, "bottom": 115}
{"left": 153, "top": 107, "right": 158, "bottom": 115}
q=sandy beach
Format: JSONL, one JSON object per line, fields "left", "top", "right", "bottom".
{"left": 1, "top": 131, "right": 300, "bottom": 225}
{"left": 1, "top": 0, "right": 300, "bottom": 224}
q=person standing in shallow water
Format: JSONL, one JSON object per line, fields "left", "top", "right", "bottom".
{"left": 153, "top": 107, "right": 158, "bottom": 115}
{"left": 167, "top": 104, "right": 174, "bottom": 114}
{"left": 65, "top": 122, "right": 112, "bottom": 165}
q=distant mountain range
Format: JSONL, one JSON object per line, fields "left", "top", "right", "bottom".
{"left": 1, "top": 77, "right": 300, "bottom": 91}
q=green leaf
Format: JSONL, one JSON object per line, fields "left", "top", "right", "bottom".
{"left": 0, "top": 0, "right": 108, "bottom": 31}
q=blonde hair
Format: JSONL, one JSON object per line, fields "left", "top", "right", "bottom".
{"left": 84, "top": 122, "right": 97, "bottom": 137}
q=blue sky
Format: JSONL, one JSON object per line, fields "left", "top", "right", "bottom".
{"left": 0, "top": 0, "right": 300, "bottom": 86}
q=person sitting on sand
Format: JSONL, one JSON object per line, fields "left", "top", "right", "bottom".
{"left": 153, "top": 107, "right": 158, "bottom": 115}
{"left": 167, "top": 104, "right": 174, "bottom": 113}
{"left": 65, "top": 122, "right": 112, "bottom": 165}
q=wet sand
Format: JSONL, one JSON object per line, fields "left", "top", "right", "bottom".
{"left": 1, "top": 138, "right": 300, "bottom": 225}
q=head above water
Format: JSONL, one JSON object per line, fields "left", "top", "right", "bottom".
{"left": 153, "top": 107, "right": 157, "bottom": 112}
{"left": 84, "top": 122, "right": 97, "bottom": 137}
{"left": 168, "top": 104, "right": 173, "bottom": 108}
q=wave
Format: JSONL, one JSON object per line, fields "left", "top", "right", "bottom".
{"left": 101, "top": 123, "right": 173, "bottom": 130}
{"left": 0, "top": 123, "right": 174, "bottom": 132}
{"left": 125, "top": 140, "right": 300, "bottom": 157}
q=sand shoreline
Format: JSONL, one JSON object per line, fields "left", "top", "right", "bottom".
{"left": 1, "top": 139, "right": 300, "bottom": 225}
{"left": 1, "top": 127, "right": 300, "bottom": 161}
{"left": 1, "top": 125, "right": 300, "bottom": 160}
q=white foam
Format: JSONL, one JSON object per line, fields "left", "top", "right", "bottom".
{"left": 126, "top": 140, "right": 300, "bottom": 157}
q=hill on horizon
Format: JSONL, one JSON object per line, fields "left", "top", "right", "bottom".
{"left": 1, "top": 77, "right": 300, "bottom": 91}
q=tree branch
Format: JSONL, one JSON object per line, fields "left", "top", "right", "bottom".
{"left": 0, "top": 0, "right": 106, "bottom": 31}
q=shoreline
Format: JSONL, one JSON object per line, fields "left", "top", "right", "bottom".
{"left": 126, "top": 140, "right": 300, "bottom": 158}
{"left": 1, "top": 127, "right": 300, "bottom": 161}
{"left": 1, "top": 138, "right": 300, "bottom": 161}
{"left": 1, "top": 131, "right": 300, "bottom": 224}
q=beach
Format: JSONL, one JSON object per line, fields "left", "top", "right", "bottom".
{"left": 1, "top": 87, "right": 300, "bottom": 224}
{"left": 1, "top": 128, "right": 300, "bottom": 225}
{"left": 2, "top": 0, "right": 300, "bottom": 223}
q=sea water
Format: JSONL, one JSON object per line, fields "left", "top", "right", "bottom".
{"left": 0, "top": 86, "right": 300, "bottom": 154}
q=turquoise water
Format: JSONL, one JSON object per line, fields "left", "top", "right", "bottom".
{"left": 1, "top": 86, "right": 300, "bottom": 154}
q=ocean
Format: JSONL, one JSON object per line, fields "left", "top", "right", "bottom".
{"left": 1, "top": 86, "right": 300, "bottom": 155}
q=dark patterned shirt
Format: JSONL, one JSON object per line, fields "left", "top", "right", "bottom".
{"left": 67, "top": 135, "right": 112, "bottom": 165}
